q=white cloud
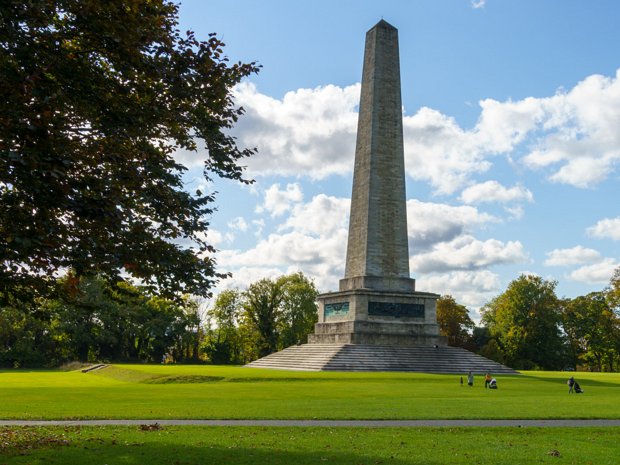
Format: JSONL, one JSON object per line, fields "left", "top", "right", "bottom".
{"left": 211, "top": 191, "right": 533, "bottom": 298}
{"left": 232, "top": 82, "right": 359, "bottom": 179}
{"left": 252, "top": 219, "right": 265, "bottom": 238}
{"left": 402, "top": 108, "right": 492, "bottom": 194}
{"left": 174, "top": 69, "right": 620, "bottom": 195}
{"left": 217, "top": 187, "right": 349, "bottom": 291}
{"left": 471, "top": 0, "right": 486, "bottom": 8}
{"left": 409, "top": 71, "right": 620, "bottom": 191}
{"left": 417, "top": 270, "right": 501, "bottom": 311}
{"left": 504, "top": 205, "right": 525, "bottom": 220}
{"left": 216, "top": 266, "right": 285, "bottom": 292}
{"left": 217, "top": 229, "right": 347, "bottom": 292}
{"left": 522, "top": 71, "right": 620, "bottom": 187}
{"left": 460, "top": 181, "right": 533, "bottom": 204}
{"left": 411, "top": 235, "right": 527, "bottom": 273}
{"left": 544, "top": 246, "right": 601, "bottom": 266}
{"left": 279, "top": 194, "right": 350, "bottom": 236}
{"left": 475, "top": 97, "right": 546, "bottom": 152}
{"left": 191, "top": 229, "right": 223, "bottom": 248}
{"left": 568, "top": 258, "right": 619, "bottom": 284}
{"left": 227, "top": 216, "right": 248, "bottom": 232}
{"left": 256, "top": 183, "right": 303, "bottom": 217}
{"left": 587, "top": 216, "right": 620, "bottom": 241}
{"left": 172, "top": 146, "right": 205, "bottom": 169}
{"left": 218, "top": 231, "right": 340, "bottom": 268}
{"left": 407, "top": 199, "right": 497, "bottom": 251}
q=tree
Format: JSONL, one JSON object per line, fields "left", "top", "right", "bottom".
{"left": 607, "top": 266, "right": 620, "bottom": 311}
{"left": 561, "top": 292, "right": 620, "bottom": 372}
{"left": 0, "top": 0, "right": 259, "bottom": 302}
{"left": 242, "top": 278, "right": 283, "bottom": 358}
{"left": 481, "top": 274, "right": 566, "bottom": 370}
{"left": 203, "top": 289, "right": 244, "bottom": 364}
{"left": 53, "top": 274, "right": 120, "bottom": 362}
{"left": 241, "top": 272, "right": 318, "bottom": 359}
{"left": 0, "top": 296, "right": 59, "bottom": 367}
{"left": 278, "top": 272, "right": 318, "bottom": 347}
{"left": 436, "top": 295, "right": 474, "bottom": 348}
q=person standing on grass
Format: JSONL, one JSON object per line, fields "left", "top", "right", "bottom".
{"left": 467, "top": 371, "right": 474, "bottom": 386}
{"left": 567, "top": 376, "right": 575, "bottom": 393}
{"left": 484, "top": 373, "right": 492, "bottom": 389}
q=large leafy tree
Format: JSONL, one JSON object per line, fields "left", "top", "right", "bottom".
{"left": 561, "top": 292, "right": 620, "bottom": 372}
{"left": 242, "top": 278, "right": 283, "bottom": 358}
{"left": 607, "top": 266, "right": 620, "bottom": 311}
{"left": 481, "top": 274, "right": 566, "bottom": 370}
{"left": 241, "top": 272, "right": 318, "bottom": 359}
{"left": 436, "top": 295, "right": 474, "bottom": 348}
{"left": 278, "top": 272, "right": 318, "bottom": 347}
{"left": 0, "top": 0, "right": 259, "bottom": 302}
{"left": 203, "top": 289, "right": 244, "bottom": 364}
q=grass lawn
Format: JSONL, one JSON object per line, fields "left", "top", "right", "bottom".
{"left": 1, "top": 425, "right": 619, "bottom": 465}
{"left": 1, "top": 365, "right": 619, "bottom": 420}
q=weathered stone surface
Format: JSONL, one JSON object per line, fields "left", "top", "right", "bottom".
{"left": 344, "top": 20, "right": 411, "bottom": 291}
{"left": 246, "top": 344, "right": 519, "bottom": 374}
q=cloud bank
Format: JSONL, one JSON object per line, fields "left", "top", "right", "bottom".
{"left": 223, "top": 70, "right": 620, "bottom": 194}
{"left": 179, "top": 69, "right": 620, "bottom": 311}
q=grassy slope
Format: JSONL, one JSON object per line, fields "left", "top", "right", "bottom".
{"left": 2, "top": 425, "right": 619, "bottom": 465}
{"left": 1, "top": 365, "right": 619, "bottom": 420}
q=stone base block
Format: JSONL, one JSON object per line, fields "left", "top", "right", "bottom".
{"left": 339, "top": 275, "right": 415, "bottom": 292}
{"left": 308, "top": 320, "right": 447, "bottom": 347}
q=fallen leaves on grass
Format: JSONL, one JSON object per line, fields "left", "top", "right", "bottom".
{"left": 0, "top": 427, "right": 71, "bottom": 455}
{"left": 139, "top": 423, "right": 163, "bottom": 431}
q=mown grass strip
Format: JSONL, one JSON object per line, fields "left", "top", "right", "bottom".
{"left": 2, "top": 366, "right": 620, "bottom": 420}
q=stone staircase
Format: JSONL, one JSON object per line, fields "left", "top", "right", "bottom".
{"left": 246, "top": 343, "right": 518, "bottom": 374}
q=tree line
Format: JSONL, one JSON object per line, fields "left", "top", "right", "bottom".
{"left": 437, "top": 266, "right": 620, "bottom": 372}
{"left": 0, "top": 271, "right": 317, "bottom": 368}
{"left": 1, "top": 274, "right": 201, "bottom": 367}
{"left": 2, "top": 267, "right": 618, "bottom": 371}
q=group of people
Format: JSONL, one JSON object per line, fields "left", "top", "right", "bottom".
{"left": 463, "top": 371, "right": 497, "bottom": 389}
{"left": 462, "top": 372, "right": 585, "bottom": 394}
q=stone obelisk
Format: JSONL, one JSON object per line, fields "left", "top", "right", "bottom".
{"left": 309, "top": 20, "right": 444, "bottom": 347}
{"left": 246, "top": 20, "right": 518, "bottom": 373}
{"left": 342, "top": 19, "right": 412, "bottom": 294}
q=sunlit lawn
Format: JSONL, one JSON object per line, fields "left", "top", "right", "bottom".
{"left": 1, "top": 425, "right": 619, "bottom": 465}
{"left": 1, "top": 365, "right": 619, "bottom": 420}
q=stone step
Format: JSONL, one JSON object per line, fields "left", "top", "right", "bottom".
{"left": 246, "top": 344, "right": 518, "bottom": 374}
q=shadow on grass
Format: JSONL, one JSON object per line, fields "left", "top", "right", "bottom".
{"left": 3, "top": 440, "right": 432, "bottom": 465}
{"left": 519, "top": 374, "right": 619, "bottom": 388}
{"left": 143, "top": 375, "right": 225, "bottom": 384}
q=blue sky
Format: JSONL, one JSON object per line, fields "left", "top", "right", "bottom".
{"left": 175, "top": 0, "right": 620, "bottom": 319}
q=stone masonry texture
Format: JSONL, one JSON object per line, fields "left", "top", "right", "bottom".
{"left": 344, "top": 20, "right": 410, "bottom": 286}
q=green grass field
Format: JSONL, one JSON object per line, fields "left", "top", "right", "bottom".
{"left": 1, "top": 425, "right": 619, "bottom": 465}
{"left": 1, "top": 364, "right": 619, "bottom": 420}
{"left": 2, "top": 366, "right": 620, "bottom": 464}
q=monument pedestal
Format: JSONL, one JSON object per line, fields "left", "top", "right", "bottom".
{"left": 309, "top": 287, "right": 446, "bottom": 347}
